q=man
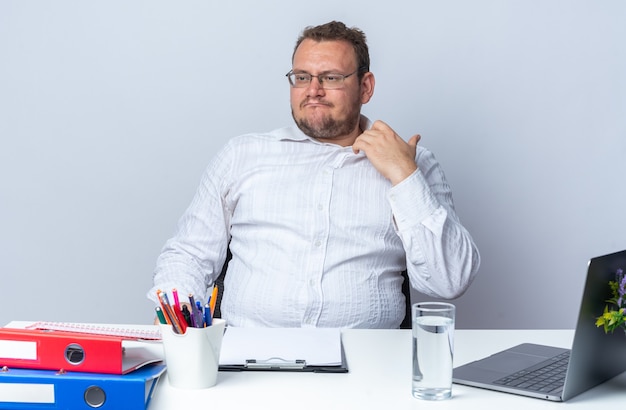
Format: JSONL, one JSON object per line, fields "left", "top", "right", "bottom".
{"left": 148, "top": 21, "right": 480, "bottom": 328}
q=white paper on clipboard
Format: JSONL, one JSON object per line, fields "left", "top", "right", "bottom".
{"left": 219, "top": 327, "right": 343, "bottom": 369}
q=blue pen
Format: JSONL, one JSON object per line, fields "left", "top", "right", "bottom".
{"left": 204, "top": 302, "right": 212, "bottom": 326}
{"left": 196, "top": 301, "right": 204, "bottom": 327}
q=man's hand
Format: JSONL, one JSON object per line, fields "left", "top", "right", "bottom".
{"left": 352, "top": 120, "right": 420, "bottom": 185}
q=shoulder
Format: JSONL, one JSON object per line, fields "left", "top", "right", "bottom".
{"left": 208, "top": 125, "right": 307, "bottom": 172}
{"left": 221, "top": 126, "right": 304, "bottom": 151}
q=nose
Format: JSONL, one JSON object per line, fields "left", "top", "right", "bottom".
{"left": 306, "top": 76, "right": 325, "bottom": 97}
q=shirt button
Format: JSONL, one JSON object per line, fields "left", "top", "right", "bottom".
{"left": 314, "top": 240, "right": 322, "bottom": 247}
{"left": 317, "top": 204, "right": 323, "bottom": 211}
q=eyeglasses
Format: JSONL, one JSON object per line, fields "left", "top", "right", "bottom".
{"left": 285, "top": 68, "right": 363, "bottom": 89}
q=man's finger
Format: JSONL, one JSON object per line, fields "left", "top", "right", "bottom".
{"left": 371, "top": 119, "right": 392, "bottom": 133}
{"left": 408, "top": 134, "right": 421, "bottom": 148}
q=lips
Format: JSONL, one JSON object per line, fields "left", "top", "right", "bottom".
{"left": 301, "top": 100, "right": 332, "bottom": 109}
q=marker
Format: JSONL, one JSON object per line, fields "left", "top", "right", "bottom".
{"left": 155, "top": 307, "right": 167, "bottom": 325}
{"left": 181, "top": 304, "right": 192, "bottom": 327}
{"left": 172, "top": 288, "right": 181, "bottom": 309}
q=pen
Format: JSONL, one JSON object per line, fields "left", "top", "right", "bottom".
{"left": 204, "top": 302, "right": 212, "bottom": 327}
{"left": 188, "top": 294, "right": 198, "bottom": 327}
{"left": 158, "top": 291, "right": 184, "bottom": 334}
{"left": 196, "top": 301, "right": 205, "bottom": 327}
{"left": 209, "top": 285, "right": 218, "bottom": 318}
{"left": 155, "top": 290, "right": 172, "bottom": 324}
{"left": 172, "top": 303, "right": 188, "bottom": 333}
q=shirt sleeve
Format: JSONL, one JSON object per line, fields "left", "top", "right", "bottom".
{"left": 146, "top": 146, "right": 232, "bottom": 306}
{"left": 387, "top": 146, "right": 480, "bottom": 299}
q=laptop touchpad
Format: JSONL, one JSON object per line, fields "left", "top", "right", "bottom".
{"left": 473, "top": 351, "right": 547, "bottom": 373}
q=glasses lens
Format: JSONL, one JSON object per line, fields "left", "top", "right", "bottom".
{"left": 288, "top": 73, "right": 311, "bottom": 88}
{"left": 287, "top": 71, "right": 355, "bottom": 89}
{"left": 320, "top": 74, "right": 344, "bottom": 89}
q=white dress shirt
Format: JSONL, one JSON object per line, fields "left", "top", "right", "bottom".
{"left": 148, "top": 116, "right": 480, "bottom": 328}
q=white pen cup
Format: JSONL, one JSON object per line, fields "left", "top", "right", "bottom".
{"left": 159, "top": 319, "right": 226, "bottom": 389}
{"left": 411, "top": 302, "right": 455, "bottom": 400}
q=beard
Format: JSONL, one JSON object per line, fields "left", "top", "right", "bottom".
{"left": 292, "top": 100, "right": 361, "bottom": 141}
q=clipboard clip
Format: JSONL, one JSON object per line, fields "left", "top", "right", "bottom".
{"left": 245, "top": 357, "right": 306, "bottom": 370}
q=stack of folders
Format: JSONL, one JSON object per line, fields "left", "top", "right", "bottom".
{"left": 0, "top": 323, "right": 166, "bottom": 410}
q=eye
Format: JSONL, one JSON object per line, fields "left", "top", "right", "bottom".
{"left": 294, "top": 73, "right": 310, "bottom": 82}
{"left": 323, "top": 74, "right": 341, "bottom": 83}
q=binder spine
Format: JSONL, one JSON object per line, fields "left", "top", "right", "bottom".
{"left": 0, "top": 328, "right": 123, "bottom": 374}
{"left": 0, "top": 365, "right": 165, "bottom": 409}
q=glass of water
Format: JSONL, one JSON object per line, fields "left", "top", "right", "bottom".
{"left": 412, "top": 302, "right": 455, "bottom": 400}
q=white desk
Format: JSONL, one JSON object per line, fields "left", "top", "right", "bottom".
{"left": 150, "top": 329, "right": 626, "bottom": 409}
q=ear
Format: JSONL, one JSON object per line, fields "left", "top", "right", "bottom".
{"left": 360, "top": 71, "right": 375, "bottom": 104}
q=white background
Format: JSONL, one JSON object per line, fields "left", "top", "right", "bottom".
{"left": 1, "top": 0, "right": 624, "bottom": 328}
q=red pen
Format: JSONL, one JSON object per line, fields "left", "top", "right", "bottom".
{"left": 173, "top": 303, "right": 188, "bottom": 333}
{"left": 158, "top": 290, "right": 183, "bottom": 334}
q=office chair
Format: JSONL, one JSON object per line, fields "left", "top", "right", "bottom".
{"left": 213, "top": 250, "right": 412, "bottom": 329}
{"left": 212, "top": 249, "right": 229, "bottom": 320}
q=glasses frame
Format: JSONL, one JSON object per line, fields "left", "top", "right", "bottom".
{"left": 285, "top": 67, "right": 366, "bottom": 89}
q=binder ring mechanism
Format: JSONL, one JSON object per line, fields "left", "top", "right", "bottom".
{"left": 245, "top": 357, "right": 306, "bottom": 370}
{"left": 64, "top": 343, "right": 85, "bottom": 365}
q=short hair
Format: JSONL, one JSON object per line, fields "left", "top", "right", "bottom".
{"left": 292, "top": 21, "right": 370, "bottom": 77}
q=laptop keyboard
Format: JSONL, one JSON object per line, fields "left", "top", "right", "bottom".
{"left": 493, "top": 351, "right": 570, "bottom": 394}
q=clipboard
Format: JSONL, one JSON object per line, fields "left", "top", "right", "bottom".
{"left": 218, "top": 327, "right": 348, "bottom": 373}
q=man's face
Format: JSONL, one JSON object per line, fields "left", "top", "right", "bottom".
{"left": 290, "top": 39, "right": 372, "bottom": 145}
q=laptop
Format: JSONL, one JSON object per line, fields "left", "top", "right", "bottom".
{"left": 453, "top": 249, "right": 626, "bottom": 401}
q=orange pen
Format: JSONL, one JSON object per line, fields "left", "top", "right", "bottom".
{"left": 209, "top": 285, "right": 218, "bottom": 318}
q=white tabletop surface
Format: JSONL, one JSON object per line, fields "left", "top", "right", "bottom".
{"left": 149, "top": 328, "right": 626, "bottom": 409}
